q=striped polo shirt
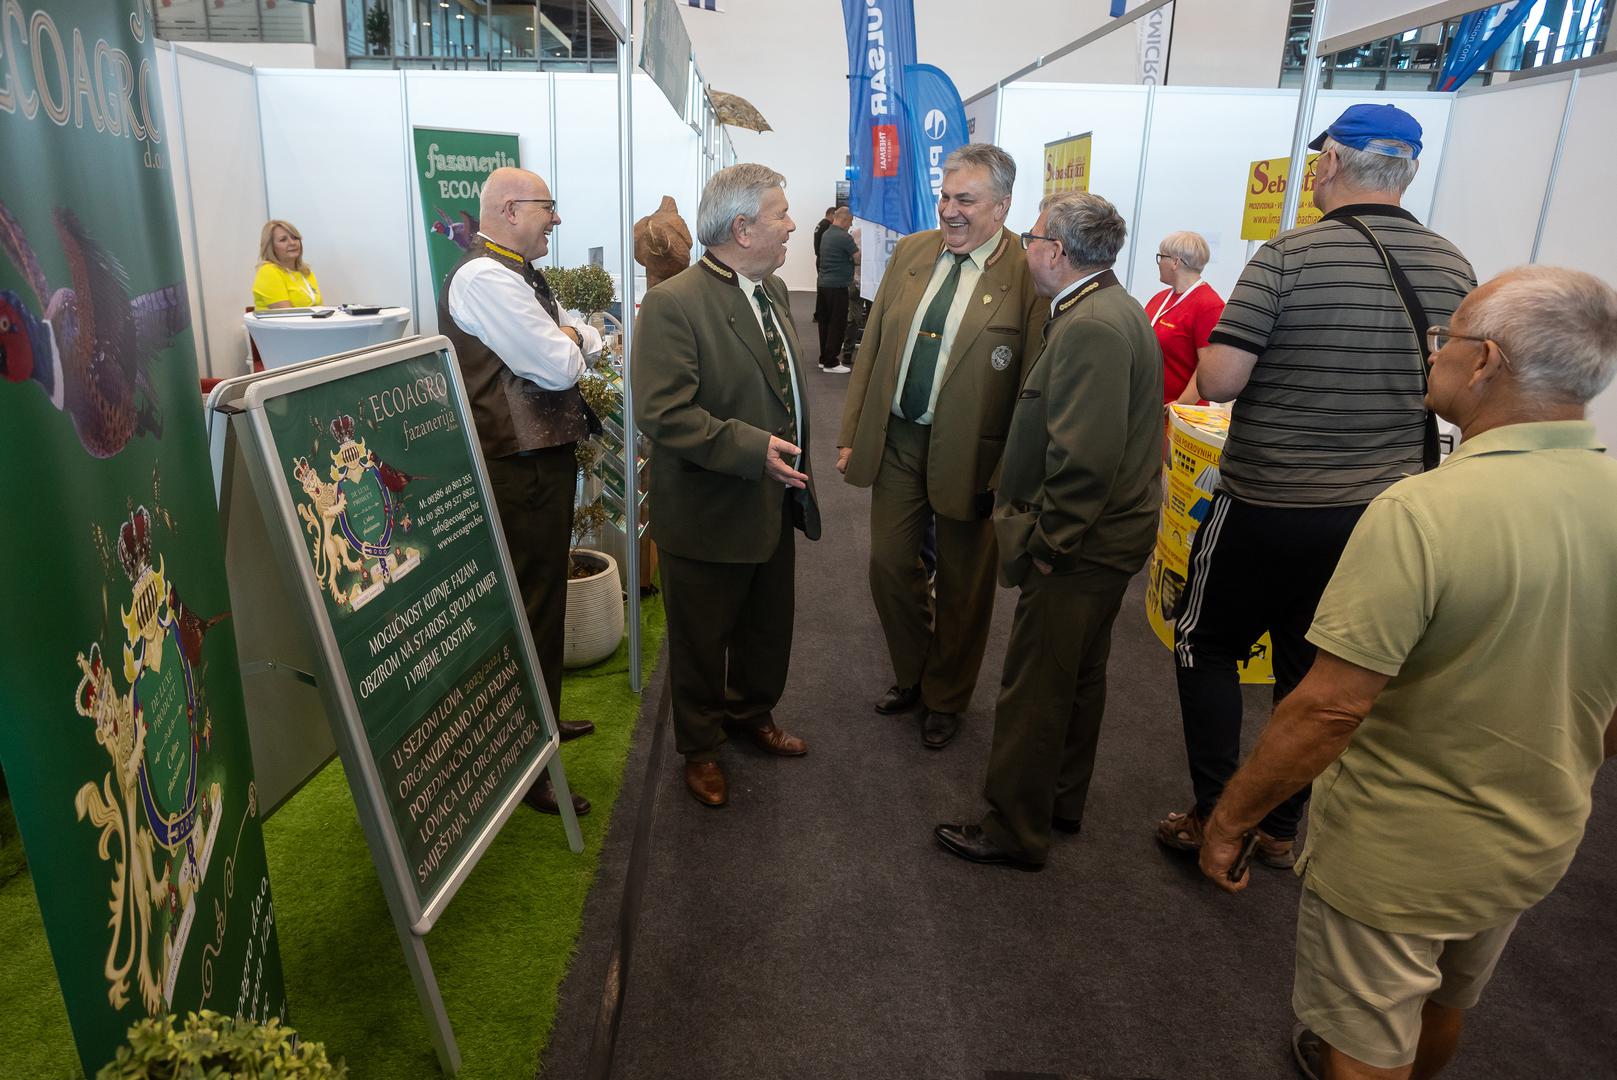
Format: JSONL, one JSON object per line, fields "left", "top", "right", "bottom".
{"left": 1209, "top": 204, "right": 1475, "bottom": 507}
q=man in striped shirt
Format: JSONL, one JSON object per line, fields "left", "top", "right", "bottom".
{"left": 1155, "top": 105, "right": 1476, "bottom": 866}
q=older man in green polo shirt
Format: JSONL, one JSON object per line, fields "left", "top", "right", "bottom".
{"left": 1198, "top": 265, "right": 1617, "bottom": 1080}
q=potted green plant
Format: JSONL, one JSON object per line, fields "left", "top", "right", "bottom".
{"left": 555, "top": 268, "right": 627, "bottom": 669}
{"left": 98, "top": 1010, "right": 345, "bottom": 1079}
{"left": 364, "top": 3, "right": 391, "bottom": 56}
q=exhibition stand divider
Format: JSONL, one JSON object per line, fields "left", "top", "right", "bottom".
{"left": 209, "top": 336, "right": 584, "bottom": 1075}
{"left": 984, "top": 79, "right": 1452, "bottom": 302}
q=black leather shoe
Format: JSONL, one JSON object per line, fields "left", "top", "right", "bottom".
{"left": 922, "top": 710, "right": 960, "bottom": 749}
{"left": 1052, "top": 815, "right": 1082, "bottom": 834}
{"left": 522, "top": 776, "right": 591, "bottom": 816}
{"left": 875, "top": 684, "right": 921, "bottom": 714}
{"left": 558, "top": 720, "right": 596, "bottom": 742}
{"left": 933, "top": 823, "right": 1043, "bottom": 872}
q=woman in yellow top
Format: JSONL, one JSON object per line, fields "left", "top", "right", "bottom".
{"left": 252, "top": 220, "right": 322, "bottom": 309}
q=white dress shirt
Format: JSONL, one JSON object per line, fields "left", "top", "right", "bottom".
{"left": 446, "top": 238, "right": 602, "bottom": 390}
{"left": 737, "top": 270, "right": 803, "bottom": 464}
{"left": 890, "top": 229, "right": 1003, "bottom": 425}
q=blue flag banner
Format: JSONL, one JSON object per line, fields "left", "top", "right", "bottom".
{"left": 1110, "top": 0, "right": 1126, "bottom": 15}
{"left": 843, "top": 0, "right": 921, "bottom": 235}
{"left": 901, "top": 63, "right": 969, "bottom": 232}
{"left": 1438, "top": 1, "right": 1535, "bottom": 92}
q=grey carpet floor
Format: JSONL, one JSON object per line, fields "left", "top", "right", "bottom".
{"left": 540, "top": 294, "right": 1617, "bottom": 1080}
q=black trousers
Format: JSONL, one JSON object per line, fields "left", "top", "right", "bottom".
{"left": 484, "top": 445, "right": 577, "bottom": 723}
{"left": 1172, "top": 491, "right": 1367, "bottom": 840}
{"left": 816, "top": 285, "right": 850, "bottom": 367}
{"left": 843, "top": 286, "right": 866, "bottom": 357}
{"left": 660, "top": 498, "right": 797, "bottom": 762}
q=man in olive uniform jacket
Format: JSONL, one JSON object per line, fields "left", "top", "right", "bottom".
{"left": 633, "top": 163, "right": 820, "bottom": 808}
{"left": 936, "top": 191, "right": 1163, "bottom": 871}
{"left": 836, "top": 143, "right": 1045, "bottom": 750}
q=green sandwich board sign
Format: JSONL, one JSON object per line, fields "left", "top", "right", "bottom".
{"left": 212, "top": 336, "right": 581, "bottom": 1072}
{"left": 0, "top": 0, "right": 286, "bottom": 1071}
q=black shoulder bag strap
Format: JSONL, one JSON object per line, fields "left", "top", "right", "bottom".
{"left": 1338, "top": 215, "right": 1443, "bottom": 471}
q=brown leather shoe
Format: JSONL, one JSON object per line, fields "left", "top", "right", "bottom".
{"left": 685, "top": 761, "right": 727, "bottom": 807}
{"left": 522, "top": 775, "right": 591, "bottom": 816}
{"left": 750, "top": 722, "right": 808, "bottom": 756}
{"left": 558, "top": 719, "right": 596, "bottom": 742}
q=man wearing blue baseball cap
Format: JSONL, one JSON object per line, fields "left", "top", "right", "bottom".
{"left": 1154, "top": 98, "right": 1477, "bottom": 1019}
{"left": 1308, "top": 102, "right": 1424, "bottom": 158}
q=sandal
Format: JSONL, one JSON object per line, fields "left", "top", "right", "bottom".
{"left": 1155, "top": 809, "right": 1205, "bottom": 852}
{"left": 1255, "top": 829, "right": 1296, "bottom": 869}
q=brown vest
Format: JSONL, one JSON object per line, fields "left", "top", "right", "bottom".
{"left": 440, "top": 238, "right": 595, "bottom": 458}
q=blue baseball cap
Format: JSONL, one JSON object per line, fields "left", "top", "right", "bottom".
{"left": 1309, "top": 104, "right": 1423, "bottom": 159}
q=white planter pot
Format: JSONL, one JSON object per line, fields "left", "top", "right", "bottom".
{"left": 563, "top": 548, "right": 625, "bottom": 669}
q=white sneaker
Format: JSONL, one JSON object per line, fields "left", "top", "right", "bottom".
{"left": 825, "top": 364, "right": 852, "bottom": 374}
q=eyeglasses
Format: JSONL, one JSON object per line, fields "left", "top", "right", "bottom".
{"left": 1019, "top": 231, "right": 1058, "bottom": 249}
{"left": 1155, "top": 252, "right": 1176, "bottom": 262}
{"left": 1426, "top": 326, "right": 1514, "bottom": 369}
{"left": 510, "top": 198, "right": 558, "bottom": 214}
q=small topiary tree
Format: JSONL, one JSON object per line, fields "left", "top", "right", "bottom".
{"left": 546, "top": 264, "right": 615, "bottom": 317}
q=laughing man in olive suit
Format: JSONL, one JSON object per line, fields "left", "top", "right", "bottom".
{"left": 936, "top": 191, "right": 1163, "bottom": 871}
{"left": 836, "top": 143, "right": 1045, "bottom": 750}
{"left": 633, "top": 163, "right": 821, "bottom": 809}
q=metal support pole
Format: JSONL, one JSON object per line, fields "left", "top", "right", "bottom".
{"left": 392, "top": 907, "right": 462, "bottom": 1075}
{"left": 618, "top": 5, "right": 642, "bottom": 692}
{"left": 1280, "top": 0, "right": 1330, "bottom": 232}
{"left": 399, "top": 70, "right": 421, "bottom": 334}
{"left": 1530, "top": 69, "right": 1579, "bottom": 263}
{"left": 1124, "top": 84, "right": 1157, "bottom": 294}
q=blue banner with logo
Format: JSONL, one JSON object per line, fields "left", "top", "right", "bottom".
{"left": 1438, "top": 1, "right": 1534, "bottom": 92}
{"left": 901, "top": 64, "right": 968, "bottom": 232}
{"left": 843, "top": 0, "right": 921, "bottom": 236}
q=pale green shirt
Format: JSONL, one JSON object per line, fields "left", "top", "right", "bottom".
{"left": 889, "top": 230, "right": 1002, "bottom": 425}
{"left": 1299, "top": 420, "right": 1617, "bottom": 934}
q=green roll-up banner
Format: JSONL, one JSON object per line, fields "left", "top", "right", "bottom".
{"left": 412, "top": 127, "right": 520, "bottom": 301}
{"left": 0, "top": 1, "right": 288, "bottom": 1072}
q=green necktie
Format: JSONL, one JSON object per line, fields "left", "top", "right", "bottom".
{"left": 752, "top": 285, "right": 798, "bottom": 445}
{"left": 900, "top": 253, "right": 969, "bottom": 421}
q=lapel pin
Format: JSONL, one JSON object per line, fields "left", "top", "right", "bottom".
{"left": 981, "top": 294, "right": 992, "bottom": 305}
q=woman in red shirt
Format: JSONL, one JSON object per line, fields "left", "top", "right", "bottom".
{"left": 1145, "top": 231, "right": 1224, "bottom": 404}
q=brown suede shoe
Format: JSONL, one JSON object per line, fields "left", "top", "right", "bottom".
{"left": 750, "top": 722, "right": 808, "bottom": 756}
{"left": 685, "top": 761, "right": 727, "bottom": 807}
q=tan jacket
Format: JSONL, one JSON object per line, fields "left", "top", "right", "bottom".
{"left": 837, "top": 227, "right": 1044, "bottom": 521}
{"left": 633, "top": 254, "right": 821, "bottom": 563}
{"left": 994, "top": 271, "right": 1163, "bottom": 588}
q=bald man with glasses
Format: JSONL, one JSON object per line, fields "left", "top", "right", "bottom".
{"left": 442, "top": 166, "right": 602, "bottom": 819}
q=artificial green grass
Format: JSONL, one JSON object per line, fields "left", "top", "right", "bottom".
{"left": 0, "top": 594, "right": 664, "bottom": 1079}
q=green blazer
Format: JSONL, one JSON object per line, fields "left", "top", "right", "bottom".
{"left": 837, "top": 227, "right": 1045, "bottom": 521}
{"left": 994, "top": 270, "right": 1163, "bottom": 588}
{"left": 632, "top": 253, "right": 821, "bottom": 563}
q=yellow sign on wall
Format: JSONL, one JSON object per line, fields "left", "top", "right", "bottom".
{"left": 1240, "top": 152, "right": 1323, "bottom": 241}
{"left": 1043, "top": 132, "right": 1093, "bottom": 195}
{"left": 1144, "top": 405, "right": 1274, "bottom": 685}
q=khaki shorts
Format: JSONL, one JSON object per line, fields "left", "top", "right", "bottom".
{"left": 1292, "top": 886, "right": 1520, "bottom": 1070}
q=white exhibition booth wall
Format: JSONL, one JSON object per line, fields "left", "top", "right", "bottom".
{"left": 987, "top": 82, "right": 1453, "bottom": 305}
{"left": 157, "top": 47, "right": 710, "bottom": 378}
{"left": 1429, "top": 63, "right": 1617, "bottom": 446}
{"left": 983, "top": 68, "right": 1617, "bottom": 445}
